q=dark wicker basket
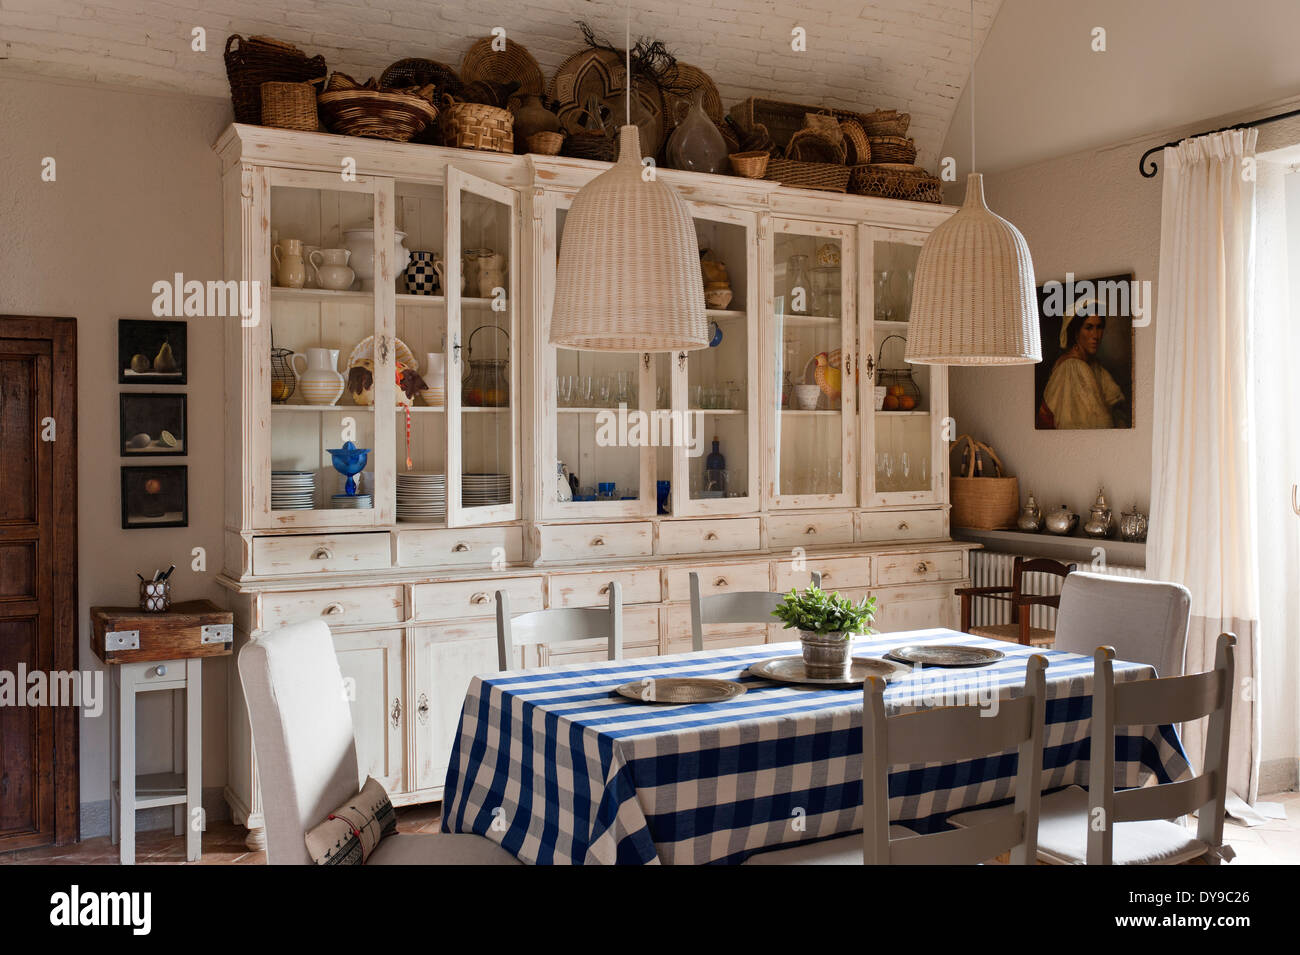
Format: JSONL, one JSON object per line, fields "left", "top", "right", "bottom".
{"left": 379, "top": 58, "right": 462, "bottom": 99}
{"left": 224, "top": 34, "right": 326, "bottom": 125}
{"left": 849, "top": 163, "right": 944, "bottom": 203}
{"left": 865, "top": 135, "right": 918, "bottom": 164}
{"left": 764, "top": 158, "right": 851, "bottom": 192}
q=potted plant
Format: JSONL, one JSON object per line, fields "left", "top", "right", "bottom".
{"left": 772, "top": 585, "right": 877, "bottom": 678}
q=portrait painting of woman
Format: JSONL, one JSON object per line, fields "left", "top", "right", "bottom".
{"left": 1034, "top": 276, "right": 1135, "bottom": 430}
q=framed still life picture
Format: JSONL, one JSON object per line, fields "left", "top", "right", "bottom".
{"left": 118, "top": 318, "right": 187, "bottom": 385}
{"left": 1034, "top": 273, "right": 1135, "bottom": 430}
{"left": 119, "top": 392, "right": 186, "bottom": 456}
{"left": 121, "top": 465, "right": 188, "bottom": 529}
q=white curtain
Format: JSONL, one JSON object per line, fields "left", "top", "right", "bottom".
{"left": 1149, "top": 129, "right": 1261, "bottom": 803}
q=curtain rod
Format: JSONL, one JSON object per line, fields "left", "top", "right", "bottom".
{"left": 1139, "top": 106, "right": 1300, "bottom": 177}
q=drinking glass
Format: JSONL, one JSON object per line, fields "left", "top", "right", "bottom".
{"left": 557, "top": 375, "right": 572, "bottom": 408}
{"left": 614, "top": 370, "right": 634, "bottom": 406}
{"left": 595, "top": 376, "right": 612, "bottom": 408}
{"left": 875, "top": 270, "right": 892, "bottom": 321}
{"left": 577, "top": 375, "right": 594, "bottom": 408}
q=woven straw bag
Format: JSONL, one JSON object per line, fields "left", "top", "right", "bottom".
{"left": 950, "top": 434, "right": 1020, "bottom": 530}
{"left": 440, "top": 96, "right": 514, "bottom": 153}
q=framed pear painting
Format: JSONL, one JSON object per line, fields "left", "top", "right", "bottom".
{"left": 118, "top": 318, "right": 187, "bottom": 385}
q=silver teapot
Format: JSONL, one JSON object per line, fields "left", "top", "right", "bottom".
{"left": 1045, "top": 503, "right": 1079, "bottom": 536}
{"left": 1119, "top": 503, "right": 1148, "bottom": 542}
{"left": 1016, "top": 493, "right": 1044, "bottom": 533}
{"left": 1083, "top": 488, "right": 1114, "bottom": 539}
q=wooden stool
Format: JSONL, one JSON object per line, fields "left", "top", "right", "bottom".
{"left": 91, "top": 600, "right": 232, "bottom": 865}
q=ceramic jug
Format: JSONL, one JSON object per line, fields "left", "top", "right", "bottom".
{"left": 511, "top": 94, "right": 560, "bottom": 143}
{"left": 289, "top": 347, "right": 344, "bottom": 406}
{"left": 301, "top": 245, "right": 320, "bottom": 288}
{"left": 343, "top": 227, "right": 409, "bottom": 290}
{"left": 420, "top": 351, "right": 446, "bottom": 407}
{"left": 474, "top": 250, "right": 506, "bottom": 299}
{"left": 310, "top": 248, "right": 356, "bottom": 291}
{"left": 665, "top": 90, "right": 727, "bottom": 175}
{"left": 403, "top": 250, "right": 438, "bottom": 295}
{"left": 273, "top": 238, "right": 306, "bottom": 289}
{"left": 433, "top": 255, "right": 466, "bottom": 294}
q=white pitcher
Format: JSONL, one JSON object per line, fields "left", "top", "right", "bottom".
{"left": 310, "top": 248, "right": 355, "bottom": 291}
{"left": 420, "top": 351, "right": 446, "bottom": 407}
{"left": 273, "top": 238, "right": 306, "bottom": 289}
{"left": 289, "top": 347, "right": 344, "bottom": 406}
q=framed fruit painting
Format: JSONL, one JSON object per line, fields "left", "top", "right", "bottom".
{"left": 118, "top": 318, "right": 187, "bottom": 385}
{"left": 121, "top": 465, "right": 188, "bottom": 529}
{"left": 119, "top": 393, "right": 187, "bottom": 456}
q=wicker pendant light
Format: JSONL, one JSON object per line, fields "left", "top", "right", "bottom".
{"left": 904, "top": 2, "right": 1040, "bottom": 366}
{"left": 549, "top": 3, "right": 708, "bottom": 352}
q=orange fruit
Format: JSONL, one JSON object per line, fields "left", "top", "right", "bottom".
{"left": 883, "top": 395, "right": 900, "bottom": 411}
{"left": 890, "top": 385, "right": 906, "bottom": 397}
{"left": 899, "top": 395, "right": 916, "bottom": 410}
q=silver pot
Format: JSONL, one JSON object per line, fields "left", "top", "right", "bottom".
{"left": 1083, "top": 488, "right": 1114, "bottom": 539}
{"left": 799, "top": 630, "right": 852, "bottom": 678}
{"left": 1044, "top": 504, "right": 1079, "bottom": 536}
{"left": 1119, "top": 503, "right": 1148, "bottom": 542}
{"left": 1017, "top": 493, "right": 1044, "bottom": 533}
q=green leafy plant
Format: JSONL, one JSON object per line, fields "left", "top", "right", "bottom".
{"left": 772, "top": 585, "right": 876, "bottom": 638}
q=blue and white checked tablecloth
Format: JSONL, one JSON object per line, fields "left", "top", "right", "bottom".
{"left": 441, "top": 628, "right": 1191, "bottom": 865}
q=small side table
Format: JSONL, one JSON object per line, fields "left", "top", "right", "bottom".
{"left": 91, "top": 600, "right": 233, "bottom": 865}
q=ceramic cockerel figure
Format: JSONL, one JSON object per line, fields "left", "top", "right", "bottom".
{"left": 814, "top": 351, "right": 842, "bottom": 402}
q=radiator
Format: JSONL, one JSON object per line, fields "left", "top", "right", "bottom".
{"left": 967, "top": 552, "right": 1146, "bottom": 630}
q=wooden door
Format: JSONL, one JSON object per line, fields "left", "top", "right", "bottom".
{"left": 0, "top": 316, "right": 77, "bottom": 850}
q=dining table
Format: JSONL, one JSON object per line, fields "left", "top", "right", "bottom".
{"left": 440, "top": 627, "right": 1192, "bottom": 865}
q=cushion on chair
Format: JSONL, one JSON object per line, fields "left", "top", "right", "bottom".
{"left": 742, "top": 826, "right": 917, "bottom": 865}
{"left": 366, "top": 832, "right": 524, "bottom": 865}
{"left": 969, "top": 623, "right": 1055, "bottom": 646}
{"left": 305, "top": 776, "right": 398, "bottom": 865}
{"left": 949, "top": 786, "right": 1209, "bottom": 865}
{"left": 1053, "top": 574, "right": 1191, "bottom": 676}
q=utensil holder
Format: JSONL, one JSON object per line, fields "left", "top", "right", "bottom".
{"left": 140, "top": 579, "right": 171, "bottom": 613}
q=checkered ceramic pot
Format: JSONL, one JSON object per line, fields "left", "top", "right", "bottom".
{"left": 404, "top": 250, "right": 439, "bottom": 295}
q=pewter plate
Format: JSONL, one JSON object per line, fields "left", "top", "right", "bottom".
{"left": 885, "top": 644, "right": 1006, "bottom": 668}
{"left": 614, "top": 677, "right": 747, "bottom": 704}
{"left": 747, "top": 656, "right": 909, "bottom": 687}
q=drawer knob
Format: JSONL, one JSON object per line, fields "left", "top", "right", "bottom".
{"left": 470, "top": 592, "right": 489, "bottom": 605}
{"left": 417, "top": 692, "right": 429, "bottom": 725}
{"left": 598, "top": 585, "right": 611, "bottom": 595}
{"left": 713, "top": 577, "right": 728, "bottom": 588}
{"left": 390, "top": 698, "right": 401, "bottom": 728}
{"left": 704, "top": 531, "right": 718, "bottom": 541}
{"left": 915, "top": 561, "right": 930, "bottom": 574}
{"left": 898, "top": 521, "right": 910, "bottom": 531}
{"left": 323, "top": 602, "right": 345, "bottom": 616}
{"left": 591, "top": 536, "right": 606, "bottom": 546}
{"left": 153, "top": 664, "right": 167, "bottom": 677}
{"left": 805, "top": 525, "right": 818, "bottom": 535}
{"left": 310, "top": 546, "right": 333, "bottom": 561}
{"left": 452, "top": 542, "right": 470, "bottom": 553}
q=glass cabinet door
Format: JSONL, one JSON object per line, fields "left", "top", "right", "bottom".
{"left": 541, "top": 192, "right": 655, "bottom": 519}
{"left": 263, "top": 168, "right": 394, "bottom": 528}
{"left": 672, "top": 202, "right": 760, "bottom": 515}
{"left": 445, "top": 167, "right": 520, "bottom": 526}
{"left": 862, "top": 228, "right": 945, "bottom": 506}
{"left": 767, "top": 218, "right": 857, "bottom": 509}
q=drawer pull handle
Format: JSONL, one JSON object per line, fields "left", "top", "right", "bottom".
{"left": 417, "top": 693, "right": 429, "bottom": 725}
{"left": 390, "top": 698, "right": 401, "bottom": 728}
{"left": 591, "top": 536, "right": 606, "bottom": 546}
{"left": 915, "top": 561, "right": 931, "bottom": 574}
{"left": 898, "top": 521, "right": 910, "bottom": 531}
{"left": 713, "top": 577, "right": 728, "bottom": 588}
{"left": 153, "top": 664, "right": 167, "bottom": 677}
{"left": 310, "top": 546, "right": 333, "bottom": 561}
{"left": 598, "top": 585, "right": 611, "bottom": 595}
{"left": 452, "top": 542, "right": 470, "bottom": 553}
{"left": 804, "top": 525, "right": 818, "bottom": 535}
{"left": 470, "top": 592, "right": 489, "bottom": 605}
{"left": 704, "top": 531, "right": 718, "bottom": 541}
{"left": 323, "top": 602, "right": 345, "bottom": 616}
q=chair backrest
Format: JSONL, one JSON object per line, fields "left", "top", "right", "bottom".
{"left": 1087, "top": 632, "right": 1236, "bottom": 864}
{"left": 236, "top": 621, "right": 361, "bottom": 865}
{"left": 497, "top": 582, "right": 622, "bottom": 670}
{"left": 1054, "top": 572, "right": 1191, "bottom": 677}
{"left": 689, "top": 570, "right": 821, "bottom": 652}
{"left": 862, "top": 655, "right": 1047, "bottom": 864}
{"left": 1010, "top": 556, "right": 1076, "bottom": 615}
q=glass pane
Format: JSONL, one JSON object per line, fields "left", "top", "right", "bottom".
{"left": 873, "top": 240, "right": 931, "bottom": 495}
{"left": 395, "top": 181, "right": 448, "bottom": 524}
{"left": 773, "top": 229, "right": 845, "bottom": 498}
{"left": 268, "top": 183, "right": 377, "bottom": 514}
{"left": 556, "top": 349, "right": 643, "bottom": 504}
{"left": 460, "top": 187, "right": 513, "bottom": 510}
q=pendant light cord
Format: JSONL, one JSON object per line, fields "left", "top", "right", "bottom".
{"left": 625, "top": 0, "right": 631, "bottom": 126}
{"left": 969, "top": 0, "right": 975, "bottom": 172}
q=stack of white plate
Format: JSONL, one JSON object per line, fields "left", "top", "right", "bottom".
{"left": 271, "top": 470, "right": 316, "bottom": 510}
{"left": 331, "top": 493, "right": 373, "bottom": 509}
{"left": 463, "top": 473, "right": 511, "bottom": 506}
{"left": 397, "top": 471, "right": 446, "bottom": 522}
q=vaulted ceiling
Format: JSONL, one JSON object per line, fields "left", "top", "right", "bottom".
{"left": 0, "top": 0, "right": 1002, "bottom": 168}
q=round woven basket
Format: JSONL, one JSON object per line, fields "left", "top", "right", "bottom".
{"left": 261, "top": 81, "right": 318, "bottom": 131}
{"left": 379, "top": 58, "right": 462, "bottom": 98}
{"left": 318, "top": 88, "right": 438, "bottom": 142}
{"left": 866, "top": 135, "right": 918, "bottom": 164}
{"left": 839, "top": 120, "right": 871, "bottom": 165}
{"left": 525, "top": 130, "right": 565, "bottom": 155}
{"left": 786, "top": 128, "right": 846, "bottom": 164}
{"left": 562, "top": 130, "right": 616, "bottom": 162}
{"left": 729, "top": 150, "right": 770, "bottom": 178}
{"left": 460, "top": 37, "right": 545, "bottom": 95}
{"left": 440, "top": 97, "right": 514, "bottom": 153}
{"left": 859, "top": 109, "right": 911, "bottom": 137}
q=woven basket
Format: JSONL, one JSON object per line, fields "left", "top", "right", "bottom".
{"left": 729, "top": 97, "right": 868, "bottom": 152}
{"left": 526, "top": 131, "right": 565, "bottom": 155}
{"left": 729, "top": 150, "right": 770, "bottom": 178}
{"left": 849, "top": 163, "right": 944, "bottom": 203}
{"left": 786, "top": 128, "right": 846, "bottom": 164}
{"left": 318, "top": 88, "right": 438, "bottom": 142}
{"left": 763, "top": 158, "right": 851, "bottom": 192}
{"left": 260, "top": 81, "right": 318, "bottom": 131}
{"left": 562, "top": 130, "right": 616, "bottom": 162}
{"left": 440, "top": 97, "right": 513, "bottom": 153}
{"left": 866, "top": 135, "right": 918, "bottom": 164}
{"left": 840, "top": 120, "right": 871, "bottom": 165}
{"left": 950, "top": 434, "right": 1020, "bottom": 530}
{"left": 224, "top": 34, "right": 326, "bottom": 125}
{"left": 858, "top": 109, "right": 911, "bottom": 137}
{"left": 460, "top": 37, "right": 545, "bottom": 96}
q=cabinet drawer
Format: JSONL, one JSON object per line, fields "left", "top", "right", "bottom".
{"left": 857, "top": 510, "right": 947, "bottom": 542}
{"left": 874, "top": 550, "right": 965, "bottom": 586}
{"left": 664, "top": 604, "right": 768, "bottom": 650}
{"left": 774, "top": 556, "right": 872, "bottom": 591}
{"left": 870, "top": 583, "right": 956, "bottom": 633}
{"left": 261, "top": 585, "right": 405, "bottom": 632}
{"left": 664, "top": 561, "right": 771, "bottom": 602}
{"left": 537, "top": 605, "right": 659, "bottom": 666}
{"left": 411, "top": 576, "right": 543, "bottom": 621}
{"left": 768, "top": 512, "right": 855, "bottom": 548}
{"left": 537, "top": 522, "right": 653, "bottom": 561}
{"left": 252, "top": 533, "right": 391, "bottom": 576}
{"left": 657, "top": 518, "right": 761, "bottom": 556}
{"left": 548, "top": 568, "right": 660, "bottom": 608}
{"left": 396, "top": 525, "right": 523, "bottom": 569}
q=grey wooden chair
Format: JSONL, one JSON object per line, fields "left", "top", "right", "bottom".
{"left": 745, "top": 654, "right": 1048, "bottom": 864}
{"left": 952, "top": 633, "right": 1236, "bottom": 865}
{"left": 689, "top": 570, "right": 821, "bottom": 652}
{"left": 496, "top": 582, "right": 622, "bottom": 670}
{"left": 1053, "top": 572, "right": 1191, "bottom": 677}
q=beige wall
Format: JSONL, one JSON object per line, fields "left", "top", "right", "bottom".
{"left": 0, "top": 74, "right": 232, "bottom": 823}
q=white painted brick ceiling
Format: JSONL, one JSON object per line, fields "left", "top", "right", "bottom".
{"left": 0, "top": 0, "right": 1000, "bottom": 166}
